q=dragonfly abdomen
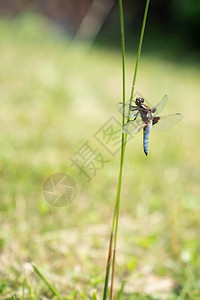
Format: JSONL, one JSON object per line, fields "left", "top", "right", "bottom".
{"left": 143, "top": 124, "right": 152, "bottom": 156}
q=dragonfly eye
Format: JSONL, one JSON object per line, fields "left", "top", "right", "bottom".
{"left": 136, "top": 97, "right": 144, "bottom": 105}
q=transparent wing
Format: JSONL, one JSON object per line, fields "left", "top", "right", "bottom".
{"left": 117, "top": 101, "right": 135, "bottom": 116}
{"left": 142, "top": 98, "right": 153, "bottom": 109}
{"left": 153, "top": 113, "right": 183, "bottom": 131}
{"left": 127, "top": 108, "right": 148, "bottom": 118}
{"left": 152, "top": 94, "right": 168, "bottom": 116}
{"left": 122, "top": 119, "right": 145, "bottom": 134}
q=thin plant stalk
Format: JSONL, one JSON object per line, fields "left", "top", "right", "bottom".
{"left": 102, "top": 0, "right": 126, "bottom": 298}
{"left": 103, "top": 0, "right": 150, "bottom": 299}
{"left": 128, "top": 0, "right": 150, "bottom": 114}
{"left": 103, "top": 231, "right": 114, "bottom": 300}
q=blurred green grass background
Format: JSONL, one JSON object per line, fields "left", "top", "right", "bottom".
{"left": 0, "top": 14, "right": 200, "bottom": 299}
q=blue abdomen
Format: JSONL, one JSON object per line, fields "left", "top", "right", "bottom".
{"left": 143, "top": 124, "right": 152, "bottom": 156}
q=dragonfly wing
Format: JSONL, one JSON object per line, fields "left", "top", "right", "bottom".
{"left": 127, "top": 111, "right": 141, "bottom": 118}
{"left": 122, "top": 120, "right": 145, "bottom": 134}
{"left": 153, "top": 113, "right": 183, "bottom": 131}
{"left": 117, "top": 101, "right": 134, "bottom": 116}
{"left": 152, "top": 94, "right": 168, "bottom": 116}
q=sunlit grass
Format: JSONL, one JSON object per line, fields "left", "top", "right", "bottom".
{"left": 0, "top": 14, "right": 200, "bottom": 299}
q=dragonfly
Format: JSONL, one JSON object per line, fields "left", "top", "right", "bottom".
{"left": 122, "top": 95, "right": 183, "bottom": 156}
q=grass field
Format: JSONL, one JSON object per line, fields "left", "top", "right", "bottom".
{"left": 0, "top": 14, "right": 200, "bottom": 299}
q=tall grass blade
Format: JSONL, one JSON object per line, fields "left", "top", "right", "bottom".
{"left": 128, "top": 0, "right": 150, "bottom": 116}
{"left": 103, "top": 0, "right": 126, "bottom": 297}
{"left": 105, "top": 0, "right": 150, "bottom": 298}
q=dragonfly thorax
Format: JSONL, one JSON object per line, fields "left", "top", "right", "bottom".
{"left": 135, "top": 97, "right": 153, "bottom": 123}
{"left": 139, "top": 108, "right": 153, "bottom": 124}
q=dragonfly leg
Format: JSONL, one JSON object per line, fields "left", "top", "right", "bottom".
{"left": 130, "top": 105, "right": 138, "bottom": 111}
{"left": 127, "top": 110, "right": 139, "bottom": 118}
{"left": 133, "top": 111, "right": 139, "bottom": 120}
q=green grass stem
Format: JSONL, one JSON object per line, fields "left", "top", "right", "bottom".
{"left": 103, "top": 0, "right": 150, "bottom": 299}
{"left": 103, "top": 1, "right": 126, "bottom": 298}
{"left": 128, "top": 0, "right": 150, "bottom": 114}
{"left": 103, "top": 231, "right": 114, "bottom": 300}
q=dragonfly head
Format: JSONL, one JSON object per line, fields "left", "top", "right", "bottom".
{"left": 135, "top": 97, "right": 144, "bottom": 106}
